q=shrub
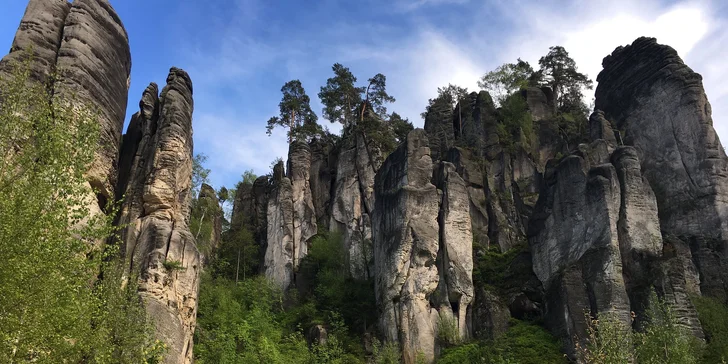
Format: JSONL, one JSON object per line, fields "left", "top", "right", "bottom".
{"left": 438, "top": 319, "right": 565, "bottom": 364}
{"left": 575, "top": 311, "right": 634, "bottom": 364}
{"left": 163, "top": 260, "right": 186, "bottom": 271}
{"left": 635, "top": 292, "right": 700, "bottom": 364}
{"left": 693, "top": 295, "right": 728, "bottom": 363}
{"left": 372, "top": 339, "right": 401, "bottom": 364}
{"left": 437, "top": 312, "right": 462, "bottom": 347}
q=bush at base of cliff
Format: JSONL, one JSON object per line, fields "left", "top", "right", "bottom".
{"left": 694, "top": 296, "right": 728, "bottom": 363}
{"left": 437, "top": 319, "right": 566, "bottom": 364}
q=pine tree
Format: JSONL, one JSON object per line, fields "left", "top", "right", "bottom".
{"left": 267, "top": 80, "right": 320, "bottom": 143}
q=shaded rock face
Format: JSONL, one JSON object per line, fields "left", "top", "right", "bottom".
{"left": 197, "top": 183, "right": 223, "bottom": 265}
{"left": 0, "top": 0, "right": 132, "bottom": 211}
{"left": 373, "top": 130, "right": 475, "bottom": 363}
{"left": 117, "top": 68, "right": 199, "bottom": 364}
{"left": 309, "top": 138, "right": 337, "bottom": 228}
{"left": 596, "top": 37, "right": 728, "bottom": 302}
{"left": 530, "top": 153, "right": 631, "bottom": 349}
{"left": 472, "top": 288, "right": 510, "bottom": 340}
{"left": 529, "top": 143, "right": 705, "bottom": 354}
{"left": 330, "top": 133, "right": 378, "bottom": 280}
{"left": 424, "top": 96, "right": 455, "bottom": 161}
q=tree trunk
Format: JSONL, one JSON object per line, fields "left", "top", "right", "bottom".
{"left": 236, "top": 248, "right": 241, "bottom": 284}
{"left": 289, "top": 110, "right": 295, "bottom": 144}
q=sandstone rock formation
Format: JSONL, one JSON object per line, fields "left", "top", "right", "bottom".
{"left": 0, "top": 0, "right": 132, "bottom": 214}
{"left": 373, "top": 129, "right": 476, "bottom": 363}
{"left": 433, "top": 162, "right": 474, "bottom": 339}
{"left": 117, "top": 68, "right": 199, "bottom": 364}
{"left": 288, "top": 141, "right": 317, "bottom": 267}
{"left": 196, "top": 183, "right": 223, "bottom": 265}
{"left": 330, "top": 133, "right": 379, "bottom": 279}
{"left": 265, "top": 161, "right": 296, "bottom": 288}
{"left": 0, "top": 0, "right": 71, "bottom": 84}
{"left": 373, "top": 129, "right": 441, "bottom": 363}
{"left": 529, "top": 151, "right": 632, "bottom": 349}
{"left": 596, "top": 36, "right": 728, "bottom": 302}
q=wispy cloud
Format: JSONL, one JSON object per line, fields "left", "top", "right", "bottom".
{"left": 395, "top": 0, "right": 469, "bottom": 12}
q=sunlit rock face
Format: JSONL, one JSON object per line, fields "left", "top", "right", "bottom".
{"left": 117, "top": 68, "right": 200, "bottom": 364}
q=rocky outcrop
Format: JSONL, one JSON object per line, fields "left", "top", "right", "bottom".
{"left": 445, "top": 148, "right": 489, "bottom": 249}
{"left": 330, "top": 133, "right": 378, "bottom": 279}
{"left": 0, "top": 0, "right": 131, "bottom": 213}
{"left": 197, "top": 183, "right": 223, "bottom": 265}
{"left": 0, "top": 0, "right": 71, "bottom": 84}
{"left": 433, "top": 162, "right": 474, "bottom": 339}
{"left": 265, "top": 161, "right": 295, "bottom": 289}
{"left": 373, "top": 129, "right": 441, "bottom": 363}
{"left": 530, "top": 152, "right": 631, "bottom": 350}
{"left": 423, "top": 96, "right": 455, "bottom": 161}
{"left": 288, "top": 141, "right": 317, "bottom": 267}
{"left": 309, "top": 138, "right": 337, "bottom": 228}
{"left": 596, "top": 37, "right": 728, "bottom": 302}
{"left": 55, "top": 0, "right": 132, "bottom": 204}
{"left": 117, "top": 68, "right": 199, "bottom": 364}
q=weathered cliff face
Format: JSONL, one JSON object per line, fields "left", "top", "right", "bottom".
{"left": 373, "top": 129, "right": 441, "bottom": 363}
{"left": 330, "top": 133, "right": 379, "bottom": 280}
{"left": 596, "top": 36, "right": 728, "bottom": 302}
{"left": 529, "top": 148, "right": 631, "bottom": 349}
{"left": 433, "top": 162, "right": 474, "bottom": 339}
{"left": 288, "top": 141, "right": 318, "bottom": 268}
{"left": 197, "top": 183, "right": 223, "bottom": 264}
{"left": 0, "top": 0, "right": 132, "bottom": 214}
{"left": 117, "top": 68, "right": 199, "bottom": 364}
{"left": 265, "top": 161, "right": 296, "bottom": 289}
{"left": 372, "top": 129, "right": 475, "bottom": 363}
{"left": 0, "top": 0, "right": 71, "bottom": 84}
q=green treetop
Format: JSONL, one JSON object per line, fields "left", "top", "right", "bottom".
{"left": 537, "top": 46, "right": 593, "bottom": 111}
{"left": 267, "top": 80, "right": 321, "bottom": 143}
{"left": 318, "top": 63, "right": 363, "bottom": 127}
{"left": 478, "top": 58, "right": 536, "bottom": 104}
{"left": 359, "top": 73, "right": 396, "bottom": 122}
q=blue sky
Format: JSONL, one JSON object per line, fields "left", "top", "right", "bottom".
{"left": 1, "top": 0, "right": 727, "bottom": 190}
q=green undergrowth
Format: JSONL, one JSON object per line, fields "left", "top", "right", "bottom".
{"left": 693, "top": 295, "right": 728, "bottom": 363}
{"left": 472, "top": 241, "right": 530, "bottom": 296}
{"left": 438, "top": 319, "right": 566, "bottom": 364}
{"left": 195, "top": 232, "right": 378, "bottom": 363}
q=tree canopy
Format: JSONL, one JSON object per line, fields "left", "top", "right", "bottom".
{"left": 267, "top": 80, "right": 321, "bottom": 143}
{"left": 318, "top": 63, "right": 363, "bottom": 127}
{"left": 478, "top": 58, "right": 536, "bottom": 104}
{"left": 537, "top": 46, "right": 593, "bottom": 111}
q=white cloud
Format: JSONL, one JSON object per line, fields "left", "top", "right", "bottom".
{"left": 193, "top": 111, "right": 290, "bottom": 188}
{"left": 184, "top": 0, "right": 728, "bottom": 188}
